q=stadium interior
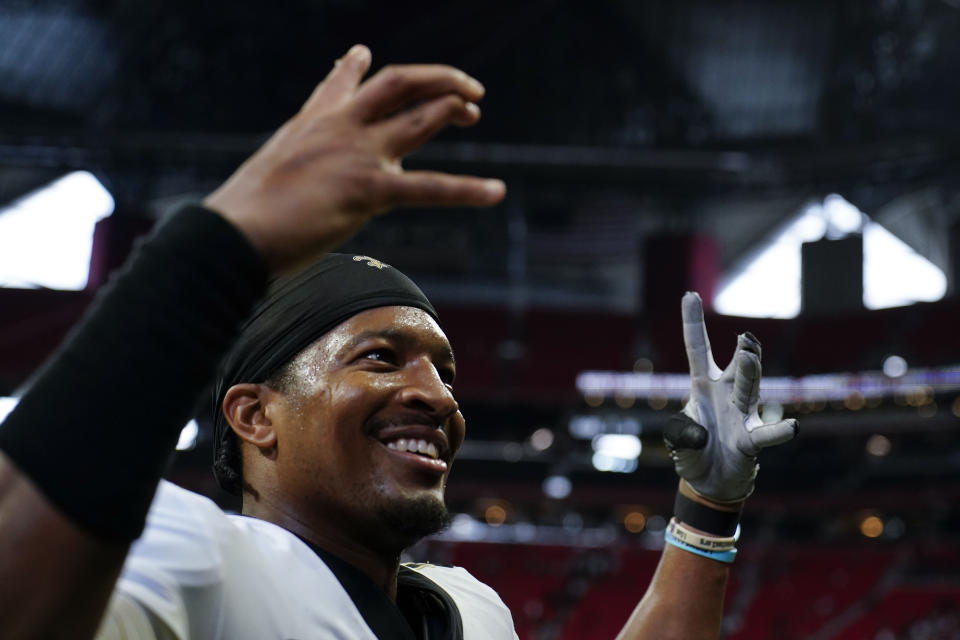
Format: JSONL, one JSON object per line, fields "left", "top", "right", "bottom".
{"left": 2, "top": 0, "right": 960, "bottom": 637}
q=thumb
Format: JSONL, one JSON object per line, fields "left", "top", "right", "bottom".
{"left": 748, "top": 418, "right": 798, "bottom": 450}
{"left": 664, "top": 413, "right": 709, "bottom": 450}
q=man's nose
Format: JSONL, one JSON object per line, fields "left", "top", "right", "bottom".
{"left": 397, "top": 358, "right": 458, "bottom": 417}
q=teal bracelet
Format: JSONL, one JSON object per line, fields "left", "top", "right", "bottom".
{"left": 664, "top": 527, "right": 738, "bottom": 564}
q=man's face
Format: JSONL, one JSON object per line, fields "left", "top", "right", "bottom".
{"left": 264, "top": 305, "right": 464, "bottom": 549}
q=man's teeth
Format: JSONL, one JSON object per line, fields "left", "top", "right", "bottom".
{"left": 386, "top": 438, "right": 439, "bottom": 459}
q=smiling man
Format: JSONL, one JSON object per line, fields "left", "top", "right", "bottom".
{"left": 218, "top": 260, "right": 468, "bottom": 591}
{"left": 112, "top": 255, "right": 512, "bottom": 639}
{"left": 0, "top": 45, "right": 795, "bottom": 640}
{"left": 230, "top": 304, "right": 462, "bottom": 553}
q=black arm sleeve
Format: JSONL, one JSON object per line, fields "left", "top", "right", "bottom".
{"left": 0, "top": 205, "right": 269, "bottom": 541}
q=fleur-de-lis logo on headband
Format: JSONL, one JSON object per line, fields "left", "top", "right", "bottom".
{"left": 352, "top": 255, "right": 389, "bottom": 270}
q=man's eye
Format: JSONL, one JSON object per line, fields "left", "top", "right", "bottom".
{"left": 361, "top": 349, "right": 394, "bottom": 363}
{"left": 438, "top": 367, "right": 456, "bottom": 385}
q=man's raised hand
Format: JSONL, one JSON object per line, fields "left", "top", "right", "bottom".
{"left": 663, "top": 292, "right": 798, "bottom": 504}
{"left": 205, "top": 45, "right": 506, "bottom": 272}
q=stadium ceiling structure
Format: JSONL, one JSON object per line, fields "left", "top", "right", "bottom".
{"left": 1, "top": 0, "right": 960, "bottom": 312}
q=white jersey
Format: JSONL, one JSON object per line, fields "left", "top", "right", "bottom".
{"left": 112, "top": 481, "right": 518, "bottom": 640}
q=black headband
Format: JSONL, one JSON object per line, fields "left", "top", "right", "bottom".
{"left": 212, "top": 253, "right": 438, "bottom": 465}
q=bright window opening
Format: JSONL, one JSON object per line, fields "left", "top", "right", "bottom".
{"left": 714, "top": 194, "right": 946, "bottom": 318}
{"left": 0, "top": 171, "right": 115, "bottom": 290}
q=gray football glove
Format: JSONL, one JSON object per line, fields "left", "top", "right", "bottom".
{"left": 664, "top": 292, "right": 798, "bottom": 503}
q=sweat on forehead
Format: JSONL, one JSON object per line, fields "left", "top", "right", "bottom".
{"left": 212, "top": 254, "right": 438, "bottom": 454}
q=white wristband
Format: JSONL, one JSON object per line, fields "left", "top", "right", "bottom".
{"left": 667, "top": 517, "right": 740, "bottom": 552}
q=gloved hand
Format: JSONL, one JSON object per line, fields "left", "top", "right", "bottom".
{"left": 664, "top": 292, "right": 798, "bottom": 503}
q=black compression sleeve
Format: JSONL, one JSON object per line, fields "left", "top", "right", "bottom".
{"left": 0, "top": 205, "right": 269, "bottom": 541}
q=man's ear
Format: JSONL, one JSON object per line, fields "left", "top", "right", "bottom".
{"left": 222, "top": 383, "right": 278, "bottom": 451}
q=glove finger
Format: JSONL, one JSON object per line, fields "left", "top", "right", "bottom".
{"left": 749, "top": 418, "right": 798, "bottom": 450}
{"left": 664, "top": 412, "right": 709, "bottom": 450}
{"left": 720, "top": 332, "right": 762, "bottom": 381}
{"left": 732, "top": 350, "right": 761, "bottom": 414}
{"left": 739, "top": 331, "right": 762, "bottom": 359}
{"left": 681, "top": 292, "right": 717, "bottom": 380}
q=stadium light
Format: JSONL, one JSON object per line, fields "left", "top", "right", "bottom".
{"left": 484, "top": 504, "right": 507, "bottom": 527}
{"left": 882, "top": 355, "right": 908, "bottom": 378}
{"left": 591, "top": 434, "right": 641, "bottom": 473}
{"left": 859, "top": 515, "right": 884, "bottom": 538}
{"left": 623, "top": 511, "right": 647, "bottom": 533}
{"left": 542, "top": 475, "right": 572, "bottom": 499}
{"left": 865, "top": 434, "right": 892, "bottom": 457}
{"left": 592, "top": 434, "right": 642, "bottom": 459}
{"left": 528, "top": 427, "right": 554, "bottom": 451}
{"left": 592, "top": 453, "right": 638, "bottom": 473}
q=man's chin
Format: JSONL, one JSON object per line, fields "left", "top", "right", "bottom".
{"left": 376, "top": 494, "right": 451, "bottom": 545}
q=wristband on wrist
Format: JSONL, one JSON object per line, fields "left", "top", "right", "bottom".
{"left": 664, "top": 525, "right": 738, "bottom": 564}
{"left": 674, "top": 491, "right": 742, "bottom": 537}
{"left": 667, "top": 517, "right": 739, "bottom": 552}
{"left": 0, "top": 206, "right": 269, "bottom": 541}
